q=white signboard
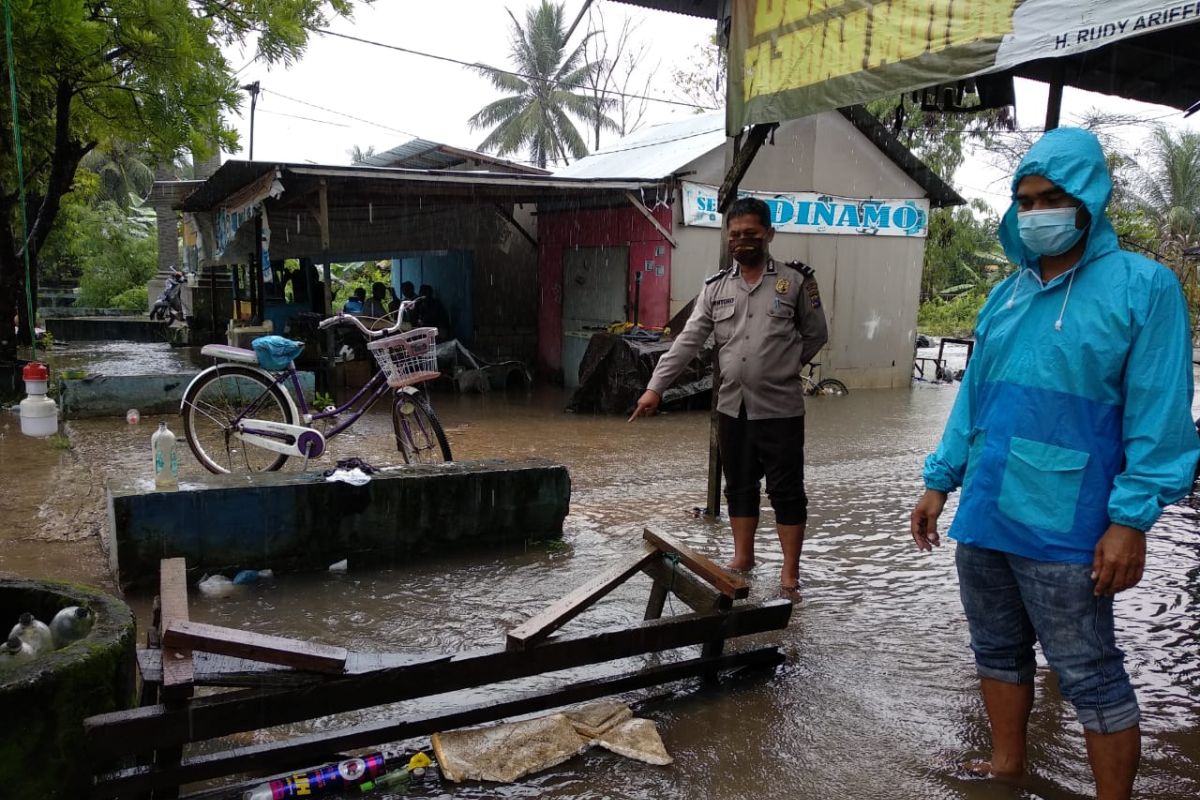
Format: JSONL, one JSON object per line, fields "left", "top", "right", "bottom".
{"left": 681, "top": 181, "right": 929, "bottom": 238}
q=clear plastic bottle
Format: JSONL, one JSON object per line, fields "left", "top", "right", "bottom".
{"left": 8, "top": 612, "right": 53, "bottom": 654}
{"left": 50, "top": 605, "right": 96, "bottom": 649}
{"left": 151, "top": 421, "right": 179, "bottom": 489}
{"left": 0, "top": 635, "right": 34, "bottom": 666}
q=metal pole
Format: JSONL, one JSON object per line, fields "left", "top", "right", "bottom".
{"left": 241, "top": 81, "right": 260, "bottom": 160}
{"left": 1044, "top": 63, "right": 1064, "bottom": 131}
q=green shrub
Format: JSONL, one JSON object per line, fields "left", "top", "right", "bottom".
{"left": 918, "top": 293, "right": 987, "bottom": 337}
{"left": 110, "top": 286, "right": 148, "bottom": 312}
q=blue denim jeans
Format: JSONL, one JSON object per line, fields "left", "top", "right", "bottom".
{"left": 955, "top": 542, "right": 1140, "bottom": 734}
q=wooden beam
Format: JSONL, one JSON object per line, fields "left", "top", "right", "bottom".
{"left": 507, "top": 542, "right": 659, "bottom": 650}
{"left": 491, "top": 203, "right": 537, "bottom": 249}
{"left": 162, "top": 621, "right": 348, "bottom": 675}
{"left": 92, "top": 648, "right": 785, "bottom": 797}
{"left": 624, "top": 191, "right": 678, "bottom": 248}
{"left": 717, "top": 123, "right": 776, "bottom": 213}
{"left": 158, "top": 558, "right": 193, "bottom": 700}
{"left": 137, "top": 649, "right": 442, "bottom": 689}
{"left": 85, "top": 600, "right": 792, "bottom": 762}
{"left": 640, "top": 557, "right": 723, "bottom": 613}
{"left": 643, "top": 527, "right": 749, "bottom": 600}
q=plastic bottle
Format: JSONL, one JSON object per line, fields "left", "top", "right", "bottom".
{"left": 151, "top": 421, "right": 179, "bottom": 489}
{"left": 241, "top": 752, "right": 387, "bottom": 800}
{"left": 49, "top": 605, "right": 95, "bottom": 649}
{"left": 19, "top": 362, "right": 58, "bottom": 438}
{"left": 8, "top": 612, "right": 53, "bottom": 654}
{"left": 356, "top": 768, "right": 409, "bottom": 793}
{"left": 126, "top": 408, "right": 140, "bottom": 424}
{"left": 0, "top": 635, "right": 34, "bottom": 666}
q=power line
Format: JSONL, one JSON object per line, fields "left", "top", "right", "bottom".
{"left": 258, "top": 108, "right": 350, "bottom": 128}
{"left": 264, "top": 89, "right": 423, "bottom": 140}
{"left": 313, "top": 27, "right": 715, "bottom": 112}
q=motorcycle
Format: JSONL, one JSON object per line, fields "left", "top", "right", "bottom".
{"left": 150, "top": 271, "right": 187, "bottom": 323}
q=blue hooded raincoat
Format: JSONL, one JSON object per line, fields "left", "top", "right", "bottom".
{"left": 923, "top": 128, "right": 1200, "bottom": 563}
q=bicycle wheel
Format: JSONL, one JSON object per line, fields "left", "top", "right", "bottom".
{"left": 182, "top": 365, "right": 295, "bottom": 474}
{"left": 392, "top": 393, "right": 452, "bottom": 464}
{"left": 815, "top": 378, "right": 849, "bottom": 396}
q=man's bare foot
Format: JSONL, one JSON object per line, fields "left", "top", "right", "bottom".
{"left": 723, "top": 560, "right": 755, "bottom": 574}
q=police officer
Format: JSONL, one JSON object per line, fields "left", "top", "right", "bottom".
{"left": 630, "top": 196, "right": 828, "bottom": 594}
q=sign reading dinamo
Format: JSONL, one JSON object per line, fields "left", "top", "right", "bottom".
{"left": 727, "top": 0, "right": 1200, "bottom": 134}
{"left": 682, "top": 181, "right": 928, "bottom": 237}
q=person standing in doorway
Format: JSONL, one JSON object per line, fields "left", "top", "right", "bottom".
{"left": 629, "top": 197, "right": 829, "bottom": 594}
{"left": 910, "top": 128, "right": 1199, "bottom": 800}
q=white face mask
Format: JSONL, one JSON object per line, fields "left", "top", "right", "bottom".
{"left": 1017, "top": 207, "right": 1086, "bottom": 256}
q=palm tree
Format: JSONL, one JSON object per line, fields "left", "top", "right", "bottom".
{"left": 79, "top": 141, "right": 156, "bottom": 208}
{"left": 347, "top": 144, "right": 376, "bottom": 165}
{"left": 1128, "top": 125, "right": 1200, "bottom": 267}
{"left": 468, "top": 0, "right": 612, "bottom": 169}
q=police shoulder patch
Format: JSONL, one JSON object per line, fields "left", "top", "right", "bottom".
{"left": 704, "top": 269, "right": 728, "bottom": 285}
{"left": 786, "top": 260, "right": 815, "bottom": 279}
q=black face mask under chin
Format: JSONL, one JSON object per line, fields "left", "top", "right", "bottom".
{"left": 730, "top": 239, "right": 765, "bottom": 265}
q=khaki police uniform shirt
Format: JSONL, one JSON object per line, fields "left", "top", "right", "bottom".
{"left": 647, "top": 258, "right": 829, "bottom": 419}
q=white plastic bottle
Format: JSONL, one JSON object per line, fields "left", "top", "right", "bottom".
{"left": 8, "top": 612, "right": 53, "bottom": 654}
{"left": 50, "top": 605, "right": 95, "bottom": 649}
{"left": 0, "top": 635, "right": 34, "bottom": 666}
{"left": 151, "top": 421, "right": 179, "bottom": 489}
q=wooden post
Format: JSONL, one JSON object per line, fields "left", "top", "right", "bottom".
{"left": 318, "top": 179, "right": 335, "bottom": 392}
{"left": 1045, "top": 61, "right": 1065, "bottom": 131}
{"left": 156, "top": 558, "right": 192, "bottom": 799}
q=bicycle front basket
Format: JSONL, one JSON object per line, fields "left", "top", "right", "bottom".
{"left": 367, "top": 327, "right": 440, "bottom": 388}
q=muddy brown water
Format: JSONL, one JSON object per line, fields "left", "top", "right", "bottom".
{"left": 1, "top": 345, "right": 1198, "bottom": 799}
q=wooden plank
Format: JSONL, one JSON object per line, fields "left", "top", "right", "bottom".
{"left": 717, "top": 123, "right": 777, "bottom": 213}
{"left": 644, "top": 580, "right": 669, "bottom": 621}
{"left": 643, "top": 527, "right": 749, "bottom": 600}
{"left": 624, "top": 191, "right": 678, "bottom": 248}
{"left": 506, "top": 542, "right": 659, "bottom": 650}
{"left": 162, "top": 621, "right": 348, "bottom": 675}
{"left": 640, "top": 558, "right": 723, "bottom": 612}
{"left": 93, "top": 647, "right": 785, "bottom": 797}
{"left": 158, "top": 558, "right": 193, "bottom": 699}
{"left": 137, "top": 649, "right": 446, "bottom": 689}
{"left": 85, "top": 599, "right": 792, "bottom": 763}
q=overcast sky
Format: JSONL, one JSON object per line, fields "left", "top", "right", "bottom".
{"left": 223, "top": 0, "right": 1200, "bottom": 216}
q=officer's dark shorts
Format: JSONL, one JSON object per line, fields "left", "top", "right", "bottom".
{"left": 716, "top": 406, "right": 807, "bottom": 524}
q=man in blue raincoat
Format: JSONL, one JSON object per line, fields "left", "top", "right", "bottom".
{"left": 910, "top": 128, "right": 1199, "bottom": 800}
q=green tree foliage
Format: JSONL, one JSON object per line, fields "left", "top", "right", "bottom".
{"left": 78, "top": 140, "right": 155, "bottom": 209}
{"left": 468, "top": 0, "right": 608, "bottom": 168}
{"left": 1124, "top": 125, "right": 1200, "bottom": 270}
{"left": 75, "top": 200, "right": 157, "bottom": 308}
{"left": 0, "top": 0, "right": 358, "bottom": 360}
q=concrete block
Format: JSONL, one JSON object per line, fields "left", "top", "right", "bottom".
{"left": 106, "top": 458, "right": 571, "bottom": 590}
{"left": 59, "top": 371, "right": 316, "bottom": 419}
{"left": 45, "top": 316, "right": 168, "bottom": 343}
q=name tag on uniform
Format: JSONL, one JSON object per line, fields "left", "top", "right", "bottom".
{"left": 714, "top": 297, "right": 735, "bottom": 307}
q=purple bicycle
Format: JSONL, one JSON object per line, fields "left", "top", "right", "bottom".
{"left": 180, "top": 313, "right": 451, "bottom": 474}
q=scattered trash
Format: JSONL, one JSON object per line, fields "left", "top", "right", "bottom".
{"left": 49, "top": 605, "right": 95, "bottom": 649}
{"left": 232, "top": 569, "right": 266, "bottom": 586}
{"left": 328, "top": 559, "right": 349, "bottom": 573}
{"left": 8, "top": 612, "right": 53, "bottom": 654}
{"left": 151, "top": 421, "right": 179, "bottom": 490}
{"left": 0, "top": 635, "right": 34, "bottom": 666}
{"left": 324, "top": 467, "right": 371, "bottom": 486}
{"left": 594, "top": 718, "right": 673, "bottom": 765}
{"left": 126, "top": 408, "right": 140, "bottom": 425}
{"left": 563, "top": 701, "right": 634, "bottom": 738}
{"left": 197, "top": 574, "right": 238, "bottom": 598}
{"left": 432, "top": 713, "right": 589, "bottom": 784}
{"left": 242, "top": 751, "right": 387, "bottom": 800}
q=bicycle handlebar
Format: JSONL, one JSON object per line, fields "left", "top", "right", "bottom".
{"left": 317, "top": 311, "right": 403, "bottom": 339}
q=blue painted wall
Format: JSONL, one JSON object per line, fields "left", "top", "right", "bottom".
{"left": 391, "top": 250, "right": 473, "bottom": 345}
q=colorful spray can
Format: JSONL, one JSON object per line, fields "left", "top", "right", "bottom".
{"left": 242, "top": 752, "right": 387, "bottom": 800}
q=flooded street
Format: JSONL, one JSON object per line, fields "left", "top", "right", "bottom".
{"left": 2, "top": 354, "right": 1199, "bottom": 799}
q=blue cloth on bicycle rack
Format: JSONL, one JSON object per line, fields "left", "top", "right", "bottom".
{"left": 252, "top": 336, "right": 305, "bottom": 371}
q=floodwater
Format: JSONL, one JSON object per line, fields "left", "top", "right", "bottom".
{"left": 2, "top": 343, "right": 1199, "bottom": 800}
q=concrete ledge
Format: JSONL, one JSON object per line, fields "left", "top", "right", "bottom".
{"left": 59, "top": 372, "right": 315, "bottom": 419}
{"left": 106, "top": 458, "right": 571, "bottom": 590}
{"left": 46, "top": 316, "right": 169, "bottom": 343}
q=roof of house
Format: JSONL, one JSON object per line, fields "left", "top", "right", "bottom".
{"left": 355, "top": 138, "right": 548, "bottom": 174}
{"left": 557, "top": 108, "right": 965, "bottom": 207}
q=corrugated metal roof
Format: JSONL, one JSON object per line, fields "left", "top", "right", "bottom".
{"left": 356, "top": 138, "right": 548, "bottom": 174}
{"left": 608, "top": 0, "right": 722, "bottom": 19}
{"left": 555, "top": 112, "right": 725, "bottom": 179}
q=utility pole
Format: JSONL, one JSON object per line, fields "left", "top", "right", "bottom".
{"left": 241, "top": 81, "right": 261, "bottom": 160}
